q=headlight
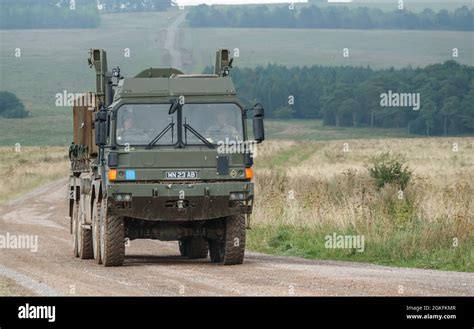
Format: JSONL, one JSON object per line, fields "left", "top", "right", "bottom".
{"left": 230, "top": 192, "right": 246, "bottom": 200}
{"left": 114, "top": 193, "right": 132, "bottom": 202}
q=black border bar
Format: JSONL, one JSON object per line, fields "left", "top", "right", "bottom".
{"left": 0, "top": 297, "right": 471, "bottom": 327}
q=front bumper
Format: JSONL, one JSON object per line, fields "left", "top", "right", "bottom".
{"left": 106, "top": 181, "right": 253, "bottom": 221}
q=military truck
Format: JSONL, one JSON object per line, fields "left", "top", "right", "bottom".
{"left": 68, "top": 49, "right": 264, "bottom": 266}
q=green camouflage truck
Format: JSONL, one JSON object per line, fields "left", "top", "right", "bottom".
{"left": 68, "top": 49, "right": 265, "bottom": 266}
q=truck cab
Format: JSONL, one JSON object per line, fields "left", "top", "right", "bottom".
{"left": 68, "top": 49, "right": 264, "bottom": 266}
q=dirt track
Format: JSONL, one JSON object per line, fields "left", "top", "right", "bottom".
{"left": 0, "top": 179, "right": 472, "bottom": 296}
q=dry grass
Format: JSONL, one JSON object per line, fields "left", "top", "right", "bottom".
{"left": 0, "top": 276, "right": 34, "bottom": 296}
{"left": 0, "top": 140, "right": 472, "bottom": 270}
{"left": 0, "top": 147, "right": 69, "bottom": 204}
{"left": 250, "top": 138, "right": 474, "bottom": 271}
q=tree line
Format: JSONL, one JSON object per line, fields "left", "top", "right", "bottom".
{"left": 0, "top": 0, "right": 171, "bottom": 29}
{"left": 208, "top": 61, "right": 474, "bottom": 136}
{"left": 98, "top": 0, "right": 170, "bottom": 13}
{"left": 0, "top": 0, "right": 100, "bottom": 29}
{"left": 186, "top": 4, "right": 474, "bottom": 31}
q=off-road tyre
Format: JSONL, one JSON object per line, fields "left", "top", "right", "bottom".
{"left": 209, "top": 215, "right": 246, "bottom": 265}
{"left": 77, "top": 201, "right": 94, "bottom": 260}
{"left": 92, "top": 199, "right": 102, "bottom": 264}
{"left": 100, "top": 214, "right": 125, "bottom": 267}
{"left": 72, "top": 202, "right": 79, "bottom": 258}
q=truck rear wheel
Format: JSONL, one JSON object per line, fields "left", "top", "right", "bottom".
{"left": 179, "top": 237, "right": 208, "bottom": 259}
{"left": 78, "top": 223, "right": 94, "bottom": 260}
{"left": 100, "top": 214, "right": 125, "bottom": 267}
{"left": 72, "top": 202, "right": 79, "bottom": 258}
{"left": 77, "top": 201, "right": 94, "bottom": 259}
{"left": 209, "top": 215, "right": 246, "bottom": 265}
{"left": 92, "top": 200, "right": 102, "bottom": 264}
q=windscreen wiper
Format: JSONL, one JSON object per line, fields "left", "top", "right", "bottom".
{"left": 146, "top": 122, "right": 174, "bottom": 148}
{"left": 183, "top": 123, "right": 214, "bottom": 149}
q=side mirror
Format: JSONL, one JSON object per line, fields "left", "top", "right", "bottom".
{"left": 252, "top": 103, "right": 265, "bottom": 143}
{"left": 169, "top": 99, "right": 181, "bottom": 114}
{"left": 95, "top": 109, "right": 107, "bottom": 146}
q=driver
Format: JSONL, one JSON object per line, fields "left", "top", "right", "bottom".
{"left": 117, "top": 113, "right": 145, "bottom": 144}
{"left": 205, "top": 111, "right": 241, "bottom": 143}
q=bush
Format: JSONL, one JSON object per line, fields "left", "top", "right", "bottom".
{"left": 0, "top": 91, "right": 28, "bottom": 118}
{"left": 368, "top": 152, "right": 412, "bottom": 190}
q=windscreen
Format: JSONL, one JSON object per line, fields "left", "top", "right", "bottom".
{"left": 182, "top": 103, "right": 243, "bottom": 145}
{"left": 115, "top": 104, "right": 176, "bottom": 145}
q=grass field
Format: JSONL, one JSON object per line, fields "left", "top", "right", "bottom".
{"left": 265, "top": 119, "right": 412, "bottom": 140}
{"left": 0, "top": 147, "right": 69, "bottom": 203}
{"left": 185, "top": 1, "right": 473, "bottom": 70}
{"left": 250, "top": 137, "right": 474, "bottom": 271}
{"left": 0, "top": 11, "right": 182, "bottom": 146}
{"left": 0, "top": 11, "right": 181, "bottom": 114}
{"left": 183, "top": 28, "right": 473, "bottom": 72}
{"left": 2, "top": 137, "right": 472, "bottom": 272}
{"left": 0, "top": 8, "right": 472, "bottom": 146}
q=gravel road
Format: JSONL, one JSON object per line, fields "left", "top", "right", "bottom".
{"left": 0, "top": 179, "right": 472, "bottom": 296}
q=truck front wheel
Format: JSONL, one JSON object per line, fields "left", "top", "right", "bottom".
{"left": 209, "top": 215, "right": 246, "bottom": 265}
{"left": 100, "top": 213, "right": 125, "bottom": 267}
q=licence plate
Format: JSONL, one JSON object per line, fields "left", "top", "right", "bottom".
{"left": 165, "top": 171, "right": 198, "bottom": 179}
